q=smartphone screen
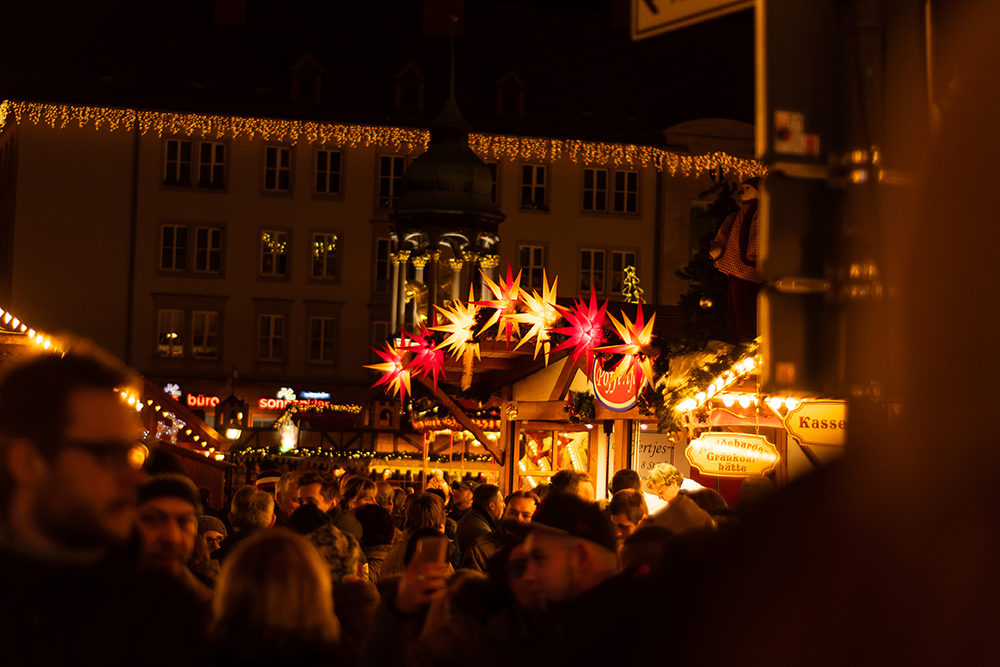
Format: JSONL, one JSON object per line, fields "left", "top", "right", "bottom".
{"left": 414, "top": 534, "right": 448, "bottom": 565}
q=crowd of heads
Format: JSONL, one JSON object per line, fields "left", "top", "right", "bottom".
{"left": 0, "top": 347, "right": 774, "bottom": 666}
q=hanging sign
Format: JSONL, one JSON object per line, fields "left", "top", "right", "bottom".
{"left": 685, "top": 432, "right": 779, "bottom": 477}
{"left": 636, "top": 431, "right": 676, "bottom": 473}
{"left": 591, "top": 358, "right": 646, "bottom": 412}
{"left": 783, "top": 400, "right": 847, "bottom": 446}
{"left": 633, "top": 0, "right": 754, "bottom": 40}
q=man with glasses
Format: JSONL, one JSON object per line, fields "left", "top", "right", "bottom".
{"left": 0, "top": 348, "right": 208, "bottom": 665}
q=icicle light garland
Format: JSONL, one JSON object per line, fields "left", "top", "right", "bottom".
{"left": 1, "top": 100, "right": 766, "bottom": 178}
{"left": 231, "top": 447, "right": 495, "bottom": 464}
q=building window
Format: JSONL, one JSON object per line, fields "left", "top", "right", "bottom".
{"left": 260, "top": 231, "right": 288, "bottom": 277}
{"left": 613, "top": 171, "right": 639, "bottom": 213}
{"left": 580, "top": 249, "right": 606, "bottom": 293}
{"left": 375, "top": 238, "right": 391, "bottom": 293}
{"left": 583, "top": 169, "right": 608, "bottom": 212}
{"left": 315, "top": 150, "right": 342, "bottom": 195}
{"left": 197, "top": 141, "right": 226, "bottom": 189}
{"left": 611, "top": 251, "right": 638, "bottom": 296}
{"left": 518, "top": 244, "right": 545, "bottom": 292}
{"left": 192, "top": 311, "right": 220, "bottom": 359}
{"left": 291, "top": 55, "right": 324, "bottom": 103}
{"left": 378, "top": 155, "right": 406, "bottom": 209}
{"left": 264, "top": 146, "right": 291, "bottom": 192}
{"left": 495, "top": 71, "right": 526, "bottom": 119}
{"left": 394, "top": 63, "right": 426, "bottom": 112}
{"left": 487, "top": 162, "right": 499, "bottom": 205}
{"left": 164, "top": 139, "right": 227, "bottom": 189}
{"left": 165, "top": 140, "right": 193, "bottom": 186}
{"left": 157, "top": 309, "right": 184, "bottom": 357}
{"left": 194, "top": 227, "right": 222, "bottom": 273}
{"left": 309, "top": 317, "right": 337, "bottom": 363}
{"left": 258, "top": 315, "right": 285, "bottom": 360}
{"left": 521, "top": 164, "right": 547, "bottom": 210}
{"left": 311, "top": 232, "right": 340, "bottom": 280}
{"left": 160, "top": 224, "right": 223, "bottom": 274}
{"left": 160, "top": 225, "right": 188, "bottom": 270}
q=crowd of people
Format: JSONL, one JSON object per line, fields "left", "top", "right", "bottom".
{"left": 0, "top": 347, "right": 775, "bottom": 667}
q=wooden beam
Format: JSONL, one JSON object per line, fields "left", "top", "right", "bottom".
{"left": 415, "top": 375, "right": 505, "bottom": 466}
{"left": 548, "top": 356, "right": 583, "bottom": 401}
{"left": 519, "top": 421, "right": 593, "bottom": 432}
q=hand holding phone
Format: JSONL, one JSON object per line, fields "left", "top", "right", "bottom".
{"left": 414, "top": 534, "right": 448, "bottom": 565}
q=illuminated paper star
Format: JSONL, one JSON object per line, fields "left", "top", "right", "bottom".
{"left": 401, "top": 328, "right": 445, "bottom": 391}
{"left": 364, "top": 343, "right": 412, "bottom": 402}
{"left": 596, "top": 303, "right": 658, "bottom": 387}
{"left": 552, "top": 289, "right": 608, "bottom": 367}
{"left": 475, "top": 263, "right": 522, "bottom": 347}
{"left": 431, "top": 285, "right": 481, "bottom": 362}
{"left": 507, "top": 270, "right": 560, "bottom": 364}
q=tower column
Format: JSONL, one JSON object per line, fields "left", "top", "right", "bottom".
{"left": 396, "top": 249, "right": 411, "bottom": 332}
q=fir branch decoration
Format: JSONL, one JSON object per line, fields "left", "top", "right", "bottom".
{"left": 564, "top": 390, "right": 596, "bottom": 424}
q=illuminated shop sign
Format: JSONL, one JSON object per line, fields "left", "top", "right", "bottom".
{"left": 300, "top": 391, "right": 331, "bottom": 399}
{"left": 186, "top": 394, "right": 221, "bottom": 408}
{"left": 258, "top": 397, "right": 332, "bottom": 410}
{"left": 783, "top": 400, "right": 847, "bottom": 447}
{"left": 685, "top": 432, "right": 779, "bottom": 477}
{"left": 165, "top": 383, "right": 333, "bottom": 412}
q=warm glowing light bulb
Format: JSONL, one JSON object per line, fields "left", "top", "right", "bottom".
{"left": 768, "top": 397, "right": 783, "bottom": 410}
{"left": 723, "top": 394, "right": 735, "bottom": 407}
{"left": 739, "top": 395, "right": 751, "bottom": 409}
{"left": 785, "top": 398, "right": 799, "bottom": 411}
{"left": 696, "top": 392, "right": 707, "bottom": 402}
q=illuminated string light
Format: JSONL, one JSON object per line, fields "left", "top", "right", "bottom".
{"left": 0, "top": 100, "right": 766, "bottom": 179}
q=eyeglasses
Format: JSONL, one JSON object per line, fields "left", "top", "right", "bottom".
{"left": 59, "top": 439, "right": 149, "bottom": 469}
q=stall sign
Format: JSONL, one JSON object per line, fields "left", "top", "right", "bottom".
{"left": 784, "top": 400, "right": 847, "bottom": 446}
{"left": 258, "top": 397, "right": 331, "bottom": 411}
{"left": 300, "top": 391, "right": 331, "bottom": 400}
{"left": 635, "top": 431, "right": 676, "bottom": 475}
{"left": 685, "top": 432, "right": 779, "bottom": 477}
{"left": 591, "top": 358, "right": 646, "bottom": 412}
{"left": 186, "top": 393, "right": 220, "bottom": 408}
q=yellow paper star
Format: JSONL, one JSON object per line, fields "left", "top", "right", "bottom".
{"left": 431, "top": 285, "right": 481, "bottom": 361}
{"left": 507, "top": 270, "right": 560, "bottom": 364}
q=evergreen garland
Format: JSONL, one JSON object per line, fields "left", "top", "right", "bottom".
{"left": 563, "top": 390, "right": 596, "bottom": 424}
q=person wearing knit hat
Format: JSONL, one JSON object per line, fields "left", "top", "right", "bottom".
{"left": 709, "top": 176, "right": 765, "bottom": 343}
{"left": 254, "top": 459, "right": 282, "bottom": 495}
{"left": 134, "top": 450, "right": 216, "bottom": 604}
{"left": 134, "top": 451, "right": 201, "bottom": 576}
{"left": 189, "top": 515, "right": 227, "bottom": 588}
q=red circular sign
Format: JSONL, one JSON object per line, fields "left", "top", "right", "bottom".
{"left": 591, "top": 358, "right": 645, "bottom": 412}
